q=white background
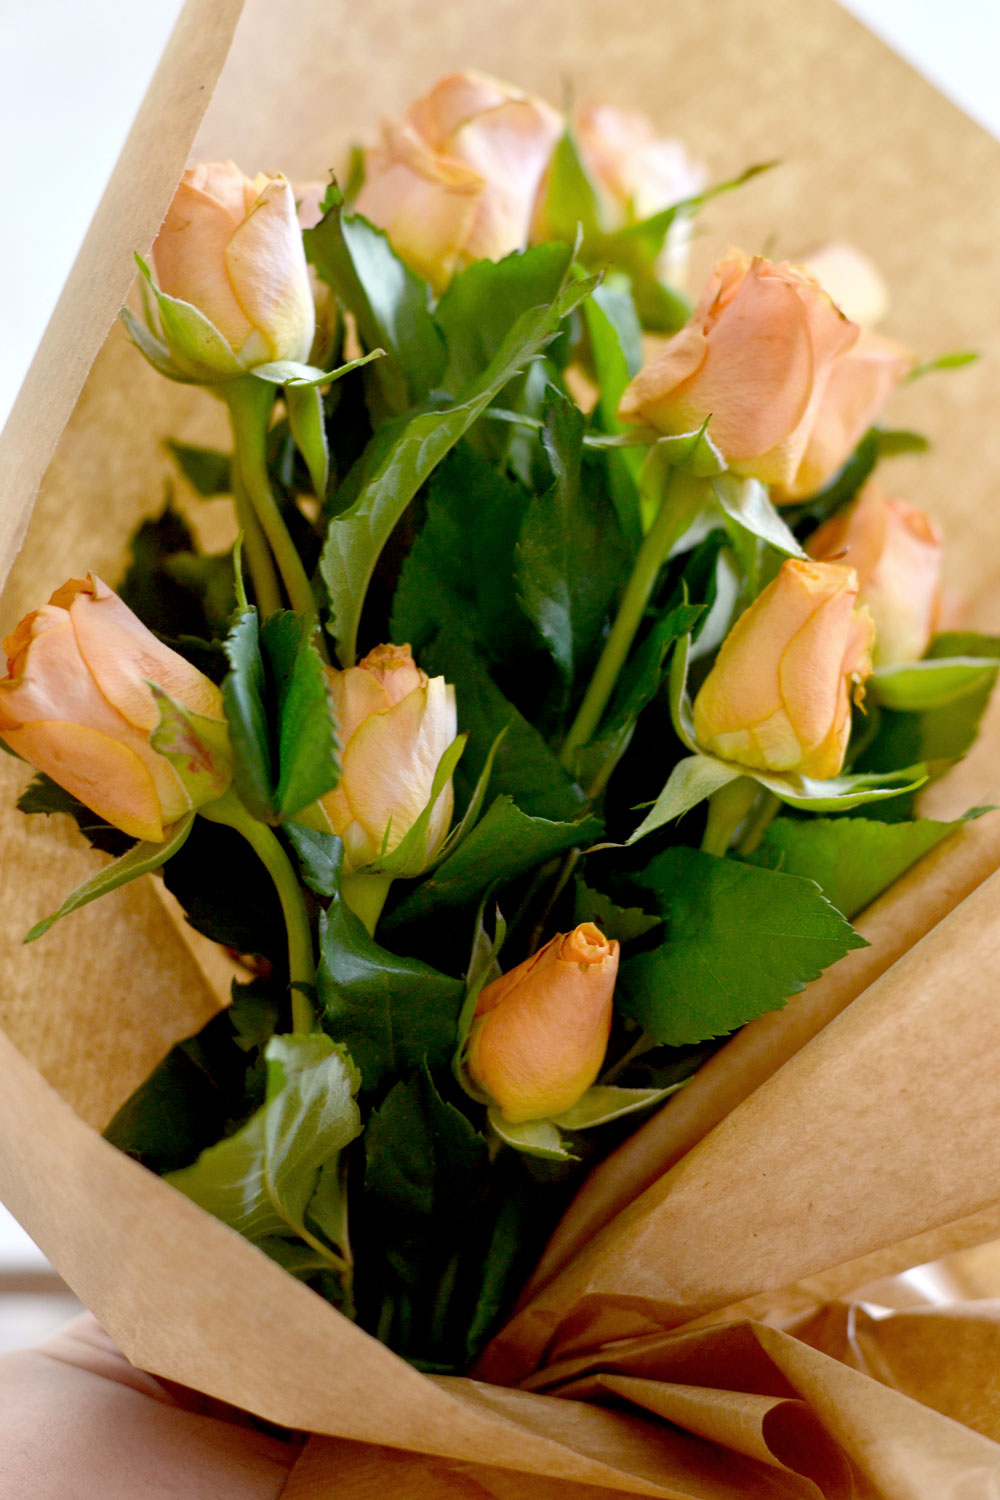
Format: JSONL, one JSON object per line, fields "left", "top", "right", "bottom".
{"left": 0, "top": 0, "right": 997, "bottom": 1340}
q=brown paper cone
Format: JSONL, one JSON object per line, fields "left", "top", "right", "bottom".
{"left": 4, "top": 0, "right": 1000, "bottom": 1495}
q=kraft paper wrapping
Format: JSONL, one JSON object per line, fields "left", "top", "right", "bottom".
{"left": 4, "top": 0, "right": 1000, "bottom": 1495}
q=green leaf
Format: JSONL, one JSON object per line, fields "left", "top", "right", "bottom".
{"left": 252, "top": 349, "right": 385, "bottom": 388}
{"left": 358, "top": 733, "right": 466, "bottom": 878}
{"left": 905, "top": 349, "right": 979, "bottom": 382}
{"left": 573, "top": 879, "right": 661, "bottom": 943}
{"left": 487, "top": 1108, "right": 575, "bottom": 1161}
{"left": 514, "top": 389, "right": 628, "bottom": 690}
{"left": 316, "top": 841, "right": 464, "bottom": 1092}
{"left": 166, "top": 440, "right": 232, "bottom": 495}
{"left": 572, "top": 601, "right": 704, "bottom": 795}
{"left": 284, "top": 823, "right": 342, "bottom": 897}
{"left": 388, "top": 446, "right": 535, "bottom": 664}
{"left": 627, "top": 754, "right": 741, "bottom": 843}
{"left": 365, "top": 1071, "right": 488, "bottom": 1285}
{"left": 24, "top": 812, "right": 195, "bottom": 942}
{"left": 422, "top": 629, "right": 587, "bottom": 822}
{"left": 321, "top": 272, "right": 599, "bottom": 667}
{"left": 385, "top": 796, "right": 601, "bottom": 931}
{"left": 744, "top": 810, "right": 991, "bottom": 920}
{"left": 621, "top": 847, "right": 867, "bottom": 1046}
{"left": 858, "top": 631, "right": 1000, "bottom": 773}
{"left": 869, "top": 656, "right": 1000, "bottom": 712}
{"left": 221, "top": 607, "right": 275, "bottom": 822}
{"left": 260, "top": 612, "right": 340, "bottom": 819}
{"left": 304, "top": 209, "right": 445, "bottom": 409}
{"left": 165, "top": 1033, "right": 362, "bottom": 1274}
{"left": 874, "top": 428, "right": 930, "bottom": 457}
{"left": 711, "top": 474, "right": 805, "bottom": 559}
{"left": 552, "top": 1084, "right": 680, "bottom": 1130}
{"left": 583, "top": 280, "right": 645, "bottom": 548}
{"left": 534, "top": 127, "right": 604, "bottom": 244}
{"left": 285, "top": 383, "right": 329, "bottom": 498}
{"left": 435, "top": 242, "right": 576, "bottom": 396}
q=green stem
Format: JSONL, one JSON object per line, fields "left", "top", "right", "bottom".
{"left": 735, "top": 789, "right": 781, "bottom": 856}
{"left": 559, "top": 469, "right": 708, "bottom": 769}
{"left": 701, "top": 776, "right": 759, "bottom": 857}
{"left": 341, "top": 871, "right": 392, "bottom": 936}
{"left": 201, "top": 788, "right": 315, "bottom": 1034}
{"left": 231, "top": 463, "right": 282, "bottom": 619}
{"left": 225, "top": 377, "right": 322, "bottom": 632}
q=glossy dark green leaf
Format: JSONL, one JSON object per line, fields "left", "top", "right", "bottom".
{"left": 260, "top": 611, "right": 339, "bottom": 818}
{"left": 316, "top": 842, "right": 464, "bottom": 1092}
{"left": 422, "top": 629, "right": 587, "bottom": 822}
{"left": 386, "top": 796, "right": 601, "bottom": 930}
{"left": 573, "top": 878, "right": 661, "bottom": 943}
{"left": 221, "top": 607, "right": 275, "bottom": 821}
{"left": 621, "top": 847, "right": 866, "bottom": 1045}
{"left": 304, "top": 209, "right": 445, "bottom": 409}
{"left": 321, "top": 273, "right": 599, "bottom": 667}
{"left": 744, "top": 810, "right": 991, "bottom": 920}
{"left": 435, "top": 242, "right": 575, "bottom": 396}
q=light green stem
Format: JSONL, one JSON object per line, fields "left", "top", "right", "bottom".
{"left": 735, "top": 789, "right": 781, "bottom": 856}
{"left": 226, "top": 377, "right": 320, "bottom": 629}
{"left": 231, "top": 463, "right": 282, "bottom": 619}
{"left": 341, "top": 872, "right": 392, "bottom": 936}
{"left": 560, "top": 470, "right": 708, "bottom": 769}
{"left": 701, "top": 776, "right": 759, "bottom": 857}
{"left": 201, "top": 788, "right": 315, "bottom": 1033}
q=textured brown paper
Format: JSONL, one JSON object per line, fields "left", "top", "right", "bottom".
{"left": 3, "top": 0, "right": 1000, "bottom": 1495}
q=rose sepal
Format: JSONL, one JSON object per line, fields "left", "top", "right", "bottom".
{"left": 487, "top": 1083, "right": 682, "bottom": 1161}
{"left": 24, "top": 811, "right": 195, "bottom": 943}
{"left": 626, "top": 629, "right": 927, "bottom": 845}
{"left": 868, "top": 655, "right": 1000, "bottom": 712}
{"left": 148, "top": 682, "right": 234, "bottom": 811}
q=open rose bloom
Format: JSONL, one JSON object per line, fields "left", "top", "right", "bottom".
{"left": 4, "top": 2, "right": 1000, "bottom": 1496}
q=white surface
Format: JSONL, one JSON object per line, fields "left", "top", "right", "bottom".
{"left": 0, "top": 0, "right": 997, "bottom": 1348}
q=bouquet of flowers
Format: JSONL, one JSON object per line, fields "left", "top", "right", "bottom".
{"left": 4, "top": 2, "right": 1000, "bottom": 1493}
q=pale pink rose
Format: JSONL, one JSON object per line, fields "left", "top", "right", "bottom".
{"left": 354, "top": 72, "right": 562, "bottom": 293}
{"left": 153, "top": 161, "right": 315, "bottom": 370}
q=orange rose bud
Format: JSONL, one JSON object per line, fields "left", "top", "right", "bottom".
{"left": 319, "top": 643, "right": 457, "bottom": 873}
{"left": 354, "top": 71, "right": 561, "bottom": 293}
{"left": 153, "top": 161, "right": 315, "bottom": 372}
{"left": 0, "top": 576, "right": 229, "bottom": 841}
{"left": 692, "top": 559, "right": 875, "bottom": 780}
{"left": 467, "top": 923, "right": 619, "bottom": 1125}
{"left": 808, "top": 483, "right": 944, "bottom": 667}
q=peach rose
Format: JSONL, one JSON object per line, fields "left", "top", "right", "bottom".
{"left": 319, "top": 644, "right": 457, "bottom": 873}
{"left": 467, "top": 923, "right": 619, "bottom": 1124}
{"left": 799, "top": 242, "right": 889, "bottom": 328}
{"left": 619, "top": 252, "right": 861, "bottom": 491}
{"left": 353, "top": 72, "right": 562, "bottom": 293}
{"left": 788, "top": 330, "right": 912, "bottom": 500}
{"left": 808, "top": 483, "right": 943, "bottom": 666}
{"left": 692, "top": 559, "right": 875, "bottom": 779}
{"left": 153, "top": 161, "right": 315, "bottom": 373}
{"left": 0, "top": 577, "right": 230, "bottom": 841}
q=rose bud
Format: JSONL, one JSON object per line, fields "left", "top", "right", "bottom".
{"left": 152, "top": 161, "right": 315, "bottom": 373}
{"left": 557, "top": 104, "right": 705, "bottom": 283}
{"left": 808, "top": 483, "right": 944, "bottom": 666}
{"left": 619, "top": 252, "right": 861, "bottom": 491}
{"left": 354, "top": 71, "right": 562, "bottom": 293}
{"left": 692, "top": 559, "right": 875, "bottom": 779}
{"left": 467, "top": 923, "right": 619, "bottom": 1124}
{"left": 0, "top": 577, "right": 230, "bottom": 841}
{"left": 319, "top": 643, "right": 457, "bottom": 873}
